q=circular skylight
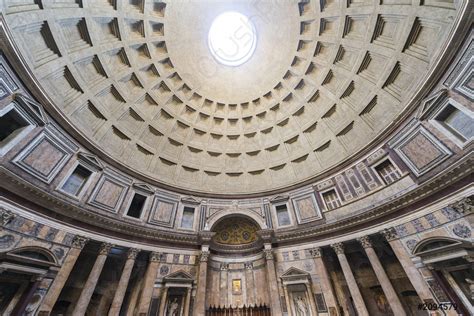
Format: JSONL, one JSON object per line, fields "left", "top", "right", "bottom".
{"left": 208, "top": 12, "right": 257, "bottom": 66}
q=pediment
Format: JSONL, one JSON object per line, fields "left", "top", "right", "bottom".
{"left": 14, "top": 93, "right": 48, "bottom": 126}
{"left": 164, "top": 270, "right": 194, "bottom": 282}
{"left": 181, "top": 196, "right": 201, "bottom": 205}
{"left": 280, "top": 267, "right": 309, "bottom": 278}
{"left": 270, "top": 195, "right": 289, "bottom": 203}
{"left": 417, "top": 89, "right": 448, "bottom": 120}
{"left": 133, "top": 182, "right": 155, "bottom": 195}
{"left": 77, "top": 152, "right": 103, "bottom": 171}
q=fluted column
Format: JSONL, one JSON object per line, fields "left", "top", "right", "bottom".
{"left": 309, "top": 247, "right": 339, "bottom": 315}
{"left": 183, "top": 287, "right": 192, "bottom": 316}
{"left": 108, "top": 248, "right": 140, "bottom": 316}
{"left": 282, "top": 284, "right": 291, "bottom": 314}
{"left": 358, "top": 236, "right": 406, "bottom": 316}
{"left": 195, "top": 249, "right": 210, "bottom": 316}
{"left": 158, "top": 286, "right": 169, "bottom": 316}
{"left": 244, "top": 262, "right": 255, "bottom": 305}
{"left": 72, "top": 242, "right": 113, "bottom": 316}
{"left": 137, "top": 252, "right": 161, "bottom": 315}
{"left": 263, "top": 247, "right": 283, "bottom": 315}
{"left": 331, "top": 243, "right": 369, "bottom": 316}
{"left": 381, "top": 228, "right": 438, "bottom": 303}
{"left": 38, "top": 236, "right": 88, "bottom": 315}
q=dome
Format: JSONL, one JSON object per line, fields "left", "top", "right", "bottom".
{"left": 0, "top": 0, "right": 463, "bottom": 195}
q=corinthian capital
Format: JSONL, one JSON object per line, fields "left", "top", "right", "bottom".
{"left": 99, "top": 243, "right": 113, "bottom": 255}
{"left": 127, "top": 248, "right": 140, "bottom": 260}
{"left": 448, "top": 196, "right": 473, "bottom": 214}
{"left": 264, "top": 249, "right": 274, "bottom": 260}
{"left": 309, "top": 247, "right": 322, "bottom": 258}
{"left": 380, "top": 227, "right": 398, "bottom": 241}
{"left": 0, "top": 208, "right": 15, "bottom": 226}
{"left": 71, "top": 236, "right": 89, "bottom": 249}
{"left": 150, "top": 251, "right": 161, "bottom": 262}
{"left": 200, "top": 250, "right": 210, "bottom": 262}
{"left": 357, "top": 236, "right": 373, "bottom": 249}
{"left": 331, "top": 242, "right": 345, "bottom": 255}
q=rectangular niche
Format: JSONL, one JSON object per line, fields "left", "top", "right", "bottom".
{"left": 291, "top": 193, "right": 322, "bottom": 224}
{"left": 148, "top": 196, "right": 178, "bottom": 227}
{"left": 391, "top": 124, "right": 452, "bottom": 176}
{"left": 87, "top": 173, "right": 130, "bottom": 212}
{"left": 13, "top": 131, "right": 74, "bottom": 183}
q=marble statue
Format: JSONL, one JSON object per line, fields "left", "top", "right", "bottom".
{"left": 294, "top": 296, "right": 308, "bottom": 316}
{"left": 167, "top": 298, "right": 179, "bottom": 316}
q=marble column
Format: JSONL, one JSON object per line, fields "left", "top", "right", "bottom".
{"left": 381, "top": 228, "right": 438, "bottom": 303}
{"left": 220, "top": 263, "right": 228, "bottom": 306}
{"left": 244, "top": 262, "right": 255, "bottom": 305}
{"left": 137, "top": 251, "right": 161, "bottom": 316}
{"left": 305, "top": 284, "right": 318, "bottom": 316}
{"left": 264, "top": 248, "right": 283, "bottom": 315}
{"left": 158, "top": 286, "right": 168, "bottom": 316}
{"left": 108, "top": 248, "right": 140, "bottom": 316}
{"left": 309, "top": 247, "right": 339, "bottom": 315}
{"left": 72, "top": 242, "right": 113, "bottom": 316}
{"left": 331, "top": 243, "right": 369, "bottom": 316}
{"left": 282, "top": 284, "right": 292, "bottom": 314}
{"left": 194, "top": 249, "right": 210, "bottom": 316}
{"left": 38, "top": 236, "right": 88, "bottom": 316}
{"left": 11, "top": 275, "right": 43, "bottom": 316}
{"left": 358, "top": 236, "right": 406, "bottom": 316}
{"left": 183, "top": 287, "right": 192, "bottom": 316}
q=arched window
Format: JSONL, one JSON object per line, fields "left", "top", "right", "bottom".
{"left": 9, "top": 247, "right": 57, "bottom": 264}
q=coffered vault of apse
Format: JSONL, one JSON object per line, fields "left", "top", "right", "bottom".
{"left": 1, "top": 0, "right": 462, "bottom": 195}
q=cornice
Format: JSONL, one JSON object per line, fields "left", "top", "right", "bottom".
{"left": 0, "top": 152, "right": 471, "bottom": 247}
{"left": 0, "top": 167, "right": 199, "bottom": 246}
{"left": 274, "top": 154, "right": 473, "bottom": 243}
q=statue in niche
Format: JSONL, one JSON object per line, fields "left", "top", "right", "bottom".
{"left": 167, "top": 298, "right": 180, "bottom": 316}
{"left": 294, "top": 295, "right": 308, "bottom": 316}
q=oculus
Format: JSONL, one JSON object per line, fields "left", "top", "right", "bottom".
{"left": 208, "top": 11, "right": 257, "bottom": 66}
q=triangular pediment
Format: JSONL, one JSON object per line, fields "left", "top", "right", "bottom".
{"left": 270, "top": 195, "right": 289, "bottom": 203}
{"left": 14, "top": 93, "right": 48, "bottom": 126}
{"left": 163, "top": 269, "right": 194, "bottom": 283}
{"left": 77, "top": 152, "right": 103, "bottom": 171}
{"left": 181, "top": 196, "right": 200, "bottom": 205}
{"left": 280, "top": 267, "right": 309, "bottom": 277}
{"left": 417, "top": 89, "right": 448, "bottom": 120}
{"left": 133, "top": 182, "right": 155, "bottom": 195}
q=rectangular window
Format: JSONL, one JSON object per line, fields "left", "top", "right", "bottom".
{"left": 126, "top": 193, "right": 147, "bottom": 218}
{"left": 375, "top": 160, "right": 401, "bottom": 185}
{"left": 181, "top": 206, "right": 195, "bottom": 229}
{"left": 0, "top": 109, "right": 29, "bottom": 143}
{"left": 322, "top": 189, "right": 341, "bottom": 210}
{"left": 276, "top": 204, "right": 291, "bottom": 226}
{"left": 61, "top": 165, "right": 92, "bottom": 196}
{"left": 315, "top": 293, "right": 328, "bottom": 312}
{"left": 436, "top": 104, "right": 473, "bottom": 142}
